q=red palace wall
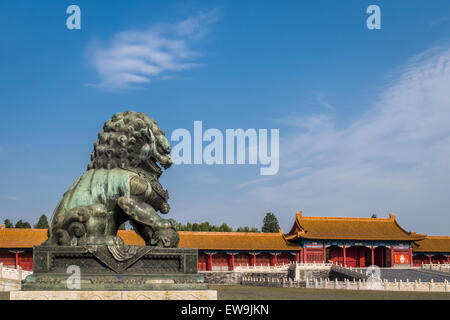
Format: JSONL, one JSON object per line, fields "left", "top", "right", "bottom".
{"left": 0, "top": 251, "right": 15, "bottom": 267}
{"left": 413, "top": 254, "right": 449, "bottom": 266}
{"left": 234, "top": 253, "right": 251, "bottom": 266}
{"left": 0, "top": 250, "right": 33, "bottom": 271}
{"left": 2, "top": 248, "right": 449, "bottom": 271}
{"left": 277, "top": 253, "right": 294, "bottom": 265}
{"left": 198, "top": 252, "right": 297, "bottom": 271}
{"left": 198, "top": 252, "right": 208, "bottom": 271}
{"left": 304, "top": 248, "right": 324, "bottom": 263}
{"left": 212, "top": 253, "right": 229, "bottom": 270}
{"left": 431, "top": 255, "right": 448, "bottom": 264}
{"left": 254, "top": 253, "right": 271, "bottom": 266}
{"left": 309, "top": 245, "right": 415, "bottom": 267}
{"left": 328, "top": 246, "right": 368, "bottom": 267}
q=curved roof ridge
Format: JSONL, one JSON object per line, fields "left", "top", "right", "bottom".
{"left": 178, "top": 231, "right": 278, "bottom": 236}
{"left": 424, "top": 235, "right": 450, "bottom": 239}
{"left": 390, "top": 214, "right": 426, "bottom": 239}
{"left": 287, "top": 211, "right": 426, "bottom": 241}
{"left": 299, "top": 216, "right": 392, "bottom": 222}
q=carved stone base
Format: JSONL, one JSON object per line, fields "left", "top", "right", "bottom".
{"left": 23, "top": 245, "right": 209, "bottom": 291}
{"left": 10, "top": 290, "right": 217, "bottom": 300}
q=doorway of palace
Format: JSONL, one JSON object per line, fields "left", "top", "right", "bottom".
{"left": 373, "top": 246, "right": 388, "bottom": 267}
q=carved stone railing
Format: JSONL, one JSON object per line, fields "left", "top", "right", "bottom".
{"left": 0, "top": 263, "right": 33, "bottom": 291}
{"left": 330, "top": 263, "right": 367, "bottom": 280}
{"left": 240, "top": 275, "right": 450, "bottom": 292}
{"left": 421, "top": 262, "right": 450, "bottom": 273}
{"left": 233, "top": 263, "right": 292, "bottom": 272}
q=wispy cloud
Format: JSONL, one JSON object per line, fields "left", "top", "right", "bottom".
{"left": 241, "top": 46, "right": 450, "bottom": 233}
{"left": 186, "top": 46, "right": 450, "bottom": 233}
{"left": 88, "top": 9, "right": 221, "bottom": 89}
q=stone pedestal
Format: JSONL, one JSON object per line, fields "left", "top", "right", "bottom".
{"left": 10, "top": 290, "right": 217, "bottom": 300}
{"left": 23, "top": 245, "right": 210, "bottom": 292}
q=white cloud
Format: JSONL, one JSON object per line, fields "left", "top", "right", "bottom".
{"left": 88, "top": 9, "right": 221, "bottom": 89}
{"left": 233, "top": 47, "right": 450, "bottom": 234}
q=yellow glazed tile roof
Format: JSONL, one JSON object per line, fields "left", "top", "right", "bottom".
{"left": 413, "top": 236, "right": 450, "bottom": 253}
{"left": 0, "top": 227, "right": 299, "bottom": 251}
{"left": 177, "top": 231, "right": 300, "bottom": 251}
{"left": 0, "top": 228, "right": 48, "bottom": 248}
{"left": 285, "top": 211, "right": 426, "bottom": 241}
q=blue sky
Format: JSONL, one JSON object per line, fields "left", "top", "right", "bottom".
{"left": 1, "top": 1, "right": 450, "bottom": 234}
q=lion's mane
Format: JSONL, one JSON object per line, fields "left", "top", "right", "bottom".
{"left": 87, "top": 111, "right": 167, "bottom": 170}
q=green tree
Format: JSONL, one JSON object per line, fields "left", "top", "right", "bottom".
{"left": 210, "top": 224, "right": 220, "bottom": 232}
{"left": 371, "top": 213, "right": 377, "bottom": 218}
{"left": 199, "top": 222, "right": 211, "bottom": 232}
{"left": 219, "top": 223, "right": 233, "bottom": 232}
{"left": 15, "top": 220, "right": 32, "bottom": 228}
{"left": 4, "top": 219, "right": 13, "bottom": 228}
{"left": 262, "top": 212, "right": 280, "bottom": 233}
{"left": 34, "top": 214, "right": 49, "bottom": 229}
{"left": 236, "top": 226, "right": 260, "bottom": 232}
{"left": 174, "top": 221, "right": 237, "bottom": 232}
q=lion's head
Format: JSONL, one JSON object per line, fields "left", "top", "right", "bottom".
{"left": 88, "top": 111, "right": 172, "bottom": 177}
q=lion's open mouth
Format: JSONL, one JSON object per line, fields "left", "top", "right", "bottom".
{"left": 148, "top": 157, "right": 163, "bottom": 174}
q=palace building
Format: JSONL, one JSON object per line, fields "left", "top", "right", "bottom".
{"left": 283, "top": 212, "right": 425, "bottom": 267}
{"left": 0, "top": 212, "right": 449, "bottom": 271}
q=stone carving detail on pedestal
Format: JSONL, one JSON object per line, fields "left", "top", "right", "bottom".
{"left": 11, "top": 290, "right": 218, "bottom": 300}
{"left": 23, "top": 246, "right": 206, "bottom": 291}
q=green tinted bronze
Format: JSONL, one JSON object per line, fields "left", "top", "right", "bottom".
{"left": 44, "top": 111, "right": 178, "bottom": 248}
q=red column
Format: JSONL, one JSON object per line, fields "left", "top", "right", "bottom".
{"left": 252, "top": 253, "right": 256, "bottom": 266}
{"left": 15, "top": 251, "right": 19, "bottom": 268}
{"left": 359, "top": 247, "right": 363, "bottom": 267}
{"left": 371, "top": 246, "right": 375, "bottom": 266}
{"left": 343, "top": 245, "right": 346, "bottom": 267}
{"left": 229, "top": 253, "right": 234, "bottom": 271}
{"left": 208, "top": 253, "right": 213, "bottom": 271}
{"left": 409, "top": 248, "right": 413, "bottom": 266}
{"left": 447, "top": 256, "right": 449, "bottom": 264}
{"left": 390, "top": 247, "right": 394, "bottom": 267}
{"left": 274, "top": 253, "right": 278, "bottom": 266}
{"left": 323, "top": 245, "right": 326, "bottom": 263}
{"left": 295, "top": 251, "right": 300, "bottom": 263}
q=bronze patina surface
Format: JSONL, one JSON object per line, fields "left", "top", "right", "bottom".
{"left": 24, "top": 111, "right": 208, "bottom": 291}
{"left": 23, "top": 246, "right": 206, "bottom": 291}
{"left": 45, "top": 111, "right": 177, "bottom": 247}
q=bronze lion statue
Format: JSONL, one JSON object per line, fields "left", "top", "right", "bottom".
{"left": 44, "top": 111, "right": 179, "bottom": 247}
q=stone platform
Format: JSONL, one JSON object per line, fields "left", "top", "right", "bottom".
{"left": 10, "top": 290, "right": 217, "bottom": 300}
{"left": 23, "top": 245, "right": 209, "bottom": 291}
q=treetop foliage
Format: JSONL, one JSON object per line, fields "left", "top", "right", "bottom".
{"left": 262, "top": 212, "right": 280, "bottom": 233}
{"left": 171, "top": 220, "right": 260, "bottom": 232}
